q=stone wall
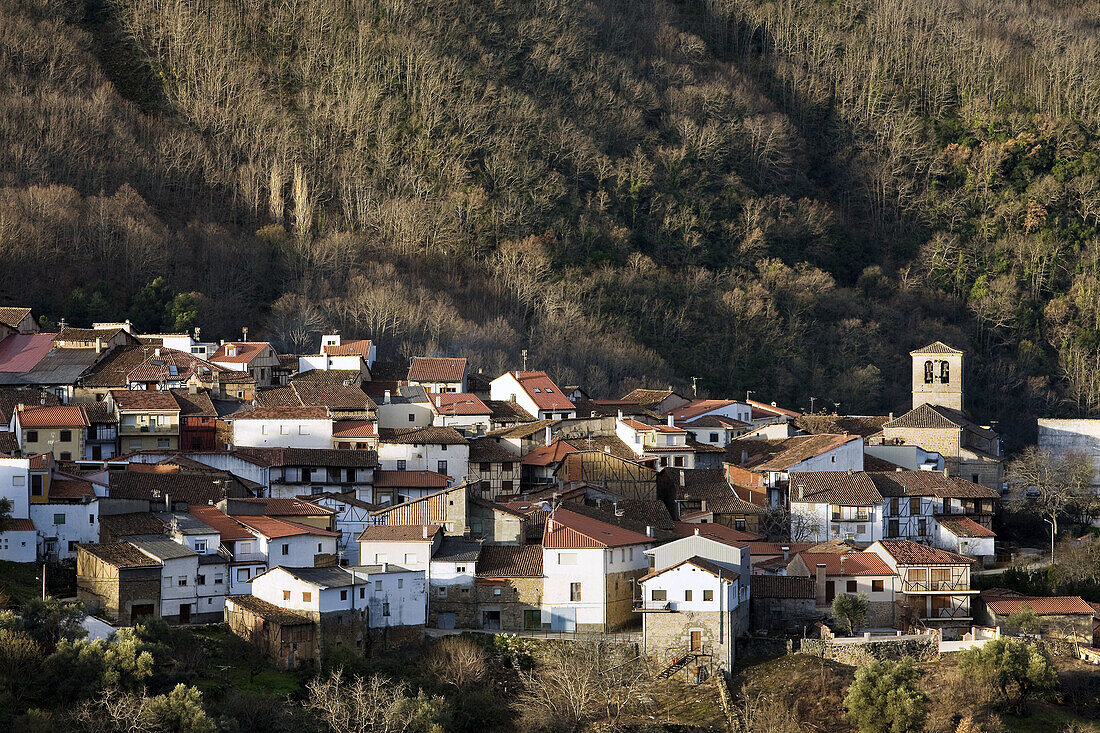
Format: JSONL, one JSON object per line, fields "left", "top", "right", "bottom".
{"left": 799, "top": 635, "right": 940, "bottom": 665}
{"left": 605, "top": 568, "right": 644, "bottom": 631}
{"left": 428, "top": 577, "right": 543, "bottom": 631}
{"left": 751, "top": 597, "right": 820, "bottom": 632}
{"left": 644, "top": 610, "right": 733, "bottom": 678}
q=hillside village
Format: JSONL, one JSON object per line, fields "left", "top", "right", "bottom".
{"left": 0, "top": 305, "right": 1098, "bottom": 729}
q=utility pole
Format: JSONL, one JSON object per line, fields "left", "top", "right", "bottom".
{"left": 809, "top": 396, "right": 817, "bottom": 413}
{"left": 521, "top": 349, "right": 528, "bottom": 371}
{"left": 691, "top": 377, "right": 698, "bottom": 398}
{"left": 745, "top": 390, "right": 754, "bottom": 403}
{"left": 41, "top": 563, "right": 46, "bottom": 600}
{"left": 1043, "top": 518, "right": 1055, "bottom": 565}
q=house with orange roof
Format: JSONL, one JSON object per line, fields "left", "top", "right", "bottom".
{"left": 978, "top": 590, "right": 1095, "bottom": 643}
{"left": 107, "top": 389, "right": 181, "bottom": 453}
{"left": 11, "top": 403, "right": 89, "bottom": 461}
{"left": 430, "top": 392, "right": 491, "bottom": 434}
{"left": 407, "top": 357, "right": 468, "bottom": 394}
{"left": 489, "top": 370, "right": 576, "bottom": 421}
{"left": 616, "top": 416, "right": 696, "bottom": 469}
{"left": 867, "top": 539, "right": 978, "bottom": 633}
{"left": 667, "top": 399, "right": 752, "bottom": 427}
{"left": 541, "top": 507, "right": 655, "bottom": 632}
{"left": 211, "top": 340, "right": 281, "bottom": 387}
{"left": 786, "top": 551, "right": 896, "bottom": 626}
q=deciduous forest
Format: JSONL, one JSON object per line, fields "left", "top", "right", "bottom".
{"left": 3, "top": 0, "right": 1100, "bottom": 445}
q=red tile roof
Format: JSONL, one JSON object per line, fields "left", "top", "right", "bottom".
{"left": 432, "top": 393, "right": 490, "bottom": 416}
{"left": 746, "top": 399, "right": 801, "bottom": 419}
{"left": 791, "top": 471, "right": 884, "bottom": 506}
{"left": 984, "top": 593, "right": 1094, "bottom": 616}
{"left": 522, "top": 439, "right": 579, "bottom": 467}
{"left": 78, "top": 542, "right": 161, "bottom": 567}
{"left": 620, "top": 418, "right": 686, "bottom": 434}
{"left": 543, "top": 507, "right": 653, "bottom": 548}
{"left": 935, "top": 515, "right": 996, "bottom": 538}
{"left": 4, "top": 517, "right": 35, "bottom": 532}
{"left": 322, "top": 339, "right": 372, "bottom": 357}
{"left": 110, "top": 389, "right": 180, "bottom": 411}
{"left": 640, "top": 556, "right": 741, "bottom": 583}
{"left": 17, "top": 404, "right": 89, "bottom": 427}
{"left": 235, "top": 515, "right": 338, "bottom": 538}
{"left": 378, "top": 426, "right": 467, "bottom": 445}
{"left": 749, "top": 434, "right": 862, "bottom": 472}
{"left": 374, "top": 470, "right": 450, "bottom": 489}
{"left": 673, "top": 522, "right": 760, "bottom": 544}
{"left": 476, "top": 544, "right": 543, "bottom": 577}
{"left": 0, "top": 307, "right": 32, "bottom": 330}
{"left": 127, "top": 350, "right": 222, "bottom": 383}
{"left": 188, "top": 505, "right": 253, "bottom": 541}
{"left": 226, "top": 497, "right": 335, "bottom": 516}
{"left": 751, "top": 575, "right": 816, "bottom": 599}
{"left": 49, "top": 478, "right": 96, "bottom": 500}
{"left": 0, "top": 334, "right": 56, "bottom": 372}
{"left": 211, "top": 342, "right": 271, "bottom": 364}
{"left": 875, "top": 539, "right": 972, "bottom": 565}
{"left": 230, "top": 405, "right": 330, "bottom": 420}
{"left": 508, "top": 371, "right": 575, "bottom": 411}
{"left": 408, "top": 357, "right": 467, "bottom": 383}
{"left": 357, "top": 524, "right": 441, "bottom": 541}
{"left": 668, "top": 400, "right": 743, "bottom": 421}
{"left": 795, "top": 552, "right": 893, "bottom": 576}
{"left": 911, "top": 341, "right": 963, "bottom": 355}
{"left": 746, "top": 542, "right": 813, "bottom": 556}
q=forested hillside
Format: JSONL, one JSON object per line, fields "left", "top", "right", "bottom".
{"left": 2, "top": 0, "right": 1100, "bottom": 444}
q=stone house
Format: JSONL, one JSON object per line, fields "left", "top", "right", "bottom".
{"left": 978, "top": 590, "right": 1096, "bottom": 643}
{"left": 77, "top": 542, "right": 163, "bottom": 625}
{"left": 749, "top": 575, "right": 817, "bottom": 631}
{"left": 786, "top": 551, "right": 896, "bottom": 628}
{"left": 223, "top": 595, "right": 316, "bottom": 670}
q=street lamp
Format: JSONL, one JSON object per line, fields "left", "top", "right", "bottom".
{"left": 1042, "top": 518, "right": 1055, "bottom": 565}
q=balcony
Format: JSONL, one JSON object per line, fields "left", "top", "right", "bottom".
{"left": 831, "top": 513, "right": 870, "bottom": 523}
{"left": 902, "top": 578, "right": 977, "bottom": 594}
{"left": 633, "top": 600, "right": 674, "bottom": 613}
{"left": 119, "top": 423, "right": 178, "bottom": 436}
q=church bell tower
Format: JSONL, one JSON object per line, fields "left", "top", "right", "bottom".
{"left": 910, "top": 342, "right": 964, "bottom": 412}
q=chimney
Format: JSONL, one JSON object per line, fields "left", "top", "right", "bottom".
{"left": 422, "top": 525, "right": 428, "bottom": 539}
{"left": 604, "top": 445, "right": 610, "bottom": 454}
{"left": 194, "top": 327, "right": 201, "bottom": 341}
{"left": 815, "top": 563, "right": 827, "bottom": 604}
{"left": 95, "top": 337, "right": 103, "bottom": 354}
{"left": 895, "top": 466, "right": 902, "bottom": 473}
{"left": 847, "top": 468, "right": 853, "bottom": 475}
{"left": 242, "top": 327, "right": 248, "bottom": 342}
{"left": 943, "top": 467, "right": 949, "bottom": 477}
{"left": 667, "top": 413, "right": 675, "bottom": 428}
{"left": 782, "top": 545, "right": 790, "bottom": 563}
{"left": 700, "top": 499, "right": 707, "bottom": 512}
{"left": 888, "top": 412, "right": 893, "bottom": 420}
{"left": 383, "top": 390, "right": 391, "bottom": 404}
{"left": 381, "top": 562, "right": 388, "bottom": 572}
{"left": 154, "top": 348, "right": 161, "bottom": 357}
{"left": 617, "top": 409, "right": 623, "bottom": 420}
{"left": 678, "top": 472, "right": 685, "bottom": 487}
{"left": 544, "top": 426, "right": 552, "bottom": 447}
{"left": 694, "top": 527, "right": 700, "bottom": 536}
{"left": 645, "top": 525, "right": 654, "bottom": 538}
{"left": 796, "top": 483, "right": 804, "bottom": 500}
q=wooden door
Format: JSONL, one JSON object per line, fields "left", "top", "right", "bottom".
{"left": 179, "top": 604, "right": 191, "bottom": 624}
{"left": 690, "top": 631, "right": 701, "bottom": 651}
{"left": 825, "top": 580, "right": 836, "bottom": 603}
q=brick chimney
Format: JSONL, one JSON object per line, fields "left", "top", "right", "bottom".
{"left": 815, "top": 563, "right": 827, "bottom": 605}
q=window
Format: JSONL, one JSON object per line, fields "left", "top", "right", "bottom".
{"left": 404, "top": 553, "right": 416, "bottom": 564}
{"left": 30, "top": 475, "right": 42, "bottom": 496}
{"left": 280, "top": 425, "right": 290, "bottom": 435}
{"left": 710, "top": 432, "right": 719, "bottom": 442}
{"left": 685, "top": 590, "right": 693, "bottom": 601}
{"left": 26, "top": 430, "right": 38, "bottom": 443}
{"left": 302, "top": 592, "right": 311, "bottom": 602}
{"left": 197, "top": 574, "right": 206, "bottom": 585}
{"left": 195, "top": 540, "right": 206, "bottom": 553}
{"left": 503, "top": 463, "right": 514, "bottom": 473}
{"left": 299, "top": 425, "right": 310, "bottom": 435}
{"left": 340, "top": 590, "right": 348, "bottom": 600}
{"left": 318, "top": 542, "right": 323, "bottom": 552}
{"left": 703, "top": 590, "right": 713, "bottom": 601}
{"left": 830, "top": 455, "right": 836, "bottom": 463}
{"left": 375, "top": 580, "right": 382, "bottom": 590}
{"left": 60, "top": 430, "right": 71, "bottom": 442}
{"left": 480, "top": 462, "right": 492, "bottom": 472}
{"left": 214, "top": 574, "right": 224, "bottom": 585}
{"left": 940, "top": 361, "right": 950, "bottom": 384}
{"left": 408, "top": 413, "right": 416, "bottom": 422}
{"left": 282, "top": 544, "right": 289, "bottom": 556}
{"left": 872, "top": 579, "right": 884, "bottom": 593}
{"left": 456, "top": 565, "right": 466, "bottom": 573}
{"left": 501, "top": 480, "right": 513, "bottom": 492}
{"left": 890, "top": 498, "right": 899, "bottom": 515}
{"left": 382, "top": 602, "right": 390, "bottom": 617}
{"left": 846, "top": 580, "right": 857, "bottom": 593}
{"left": 909, "top": 497, "right": 920, "bottom": 515}
{"left": 888, "top": 519, "right": 899, "bottom": 538}
{"left": 918, "top": 518, "right": 928, "bottom": 536}
{"left": 651, "top": 589, "right": 667, "bottom": 601}
{"left": 396, "top": 460, "right": 406, "bottom": 470}
{"left": 236, "top": 568, "right": 250, "bottom": 582}
{"left": 437, "top": 460, "right": 447, "bottom": 474}
{"left": 440, "top": 444, "right": 447, "bottom": 451}
{"left": 302, "top": 468, "right": 313, "bottom": 482}
{"left": 438, "top": 587, "right": 447, "bottom": 597}
{"left": 53, "top": 513, "right": 65, "bottom": 525}
{"left": 545, "top": 387, "right": 553, "bottom": 393}
{"left": 570, "top": 583, "right": 581, "bottom": 601}
{"left": 524, "top": 610, "right": 541, "bottom": 630}
{"left": 924, "top": 360, "right": 934, "bottom": 384}
{"left": 360, "top": 587, "right": 365, "bottom": 598}
{"left": 735, "top": 517, "right": 746, "bottom": 531}
{"left": 346, "top": 468, "right": 356, "bottom": 482}
{"left": 68, "top": 540, "right": 77, "bottom": 552}
{"left": 156, "top": 438, "right": 169, "bottom": 449}
{"left": 178, "top": 577, "right": 188, "bottom": 587}
{"left": 673, "top": 456, "right": 684, "bottom": 467}
{"left": 398, "top": 578, "right": 403, "bottom": 588}
{"left": 375, "top": 553, "right": 387, "bottom": 563}
{"left": 493, "top": 587, "right": 502, "bottom": 596}
{"left": 533, "top": 388, "right": 541, "bottom": 393}
{"left": 11, "top": 475, "right": 23, "bottom": 486}
{"left": 558, "top": 553, "right": 577, "bottom": 565}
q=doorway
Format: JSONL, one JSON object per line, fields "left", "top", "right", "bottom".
{"left": 179, "top": 604, "right": 191, "bottom": 624}
{"left": 130, "top": 604, "right": 155, "bottom": 624}
{"left": 482, "top": 610, "right": 501, "bottom": 630}
{"left": 690, "top": 630, "right": 702, "bottom": 652}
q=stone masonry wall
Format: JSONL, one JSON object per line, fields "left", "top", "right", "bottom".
{"left": 645, "top": 610, "right": 732, "bottom": 679}
{"left": 799, "top": 635, "right": 939, "bottom": 665}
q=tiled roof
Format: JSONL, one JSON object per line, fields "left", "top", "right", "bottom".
{"left": 911, "top": 341, "right": 963, "bottom": 355}
{"left": 680, "top": 414, "right": 750, "bottom": 429}
{"left": 230, "top": 405, "right": 330, "bottom": 420}
{"left": 791, "top": 471, "right": 884, "bottom": 506}
{"left": 663, "top": 468, "right": 764, "bottom": 515}
{"left": 476, "top": 544, "right": 543, "bottom": 577}
{"left": 188, "top": 505, "right": 253, "bottom": 541}
{"left": 522, "top": 439, "right": 579, "bottom": 467}
{"left": 49, "top": 478, "right": 96, "bottom": 500}
{"left": 274, "top": 566, "right": 359, "bottom": 588}
{"left": 620, "top": 388, "right": 681, "bottom": 406}
{"left": 751, "top": 575, "right": 816, "bottom": 599}
{"left": 16, "top": 404, "right": 89, "bottom": 427}
{"left": 211, "top": 342, "right": 271, "bottom": 364}
{"left": 332, "top": 420, "right": 376, "bottom": 438}
{"left": 258, "top": 382, "right": 374, "bottom": 410}
{"left": 983, "top": 593, "right": 1094, "bottom": 616}
{"left": 80, "top": 346, "right": 148, "bottom": 387}
{"left": 484, "top": 400, "right": 536, "bottom": 423}
{"left": 867, "top": 472, "right": 999, "bottom": 499}
{"left": 408, "top": 357, "right": 467, "bottom": 383}
{"left": 127, "top": 350, "right": 221, "bottom": 384}
{"left": 746, "top": 542, "right": 814, "bottom": 556}
{"left": 79, "top": 542, "right": 161, "bottom": 568}
{"left": 226, "top": 595, "right": 311, "bottom": 625}
{"left": 468, "top": 438, "right": 517, "bottom": 462}
{"left": 486, "top": 419, "right": 556, "bottom": 439}
{"left": 100, "top": 512, "right": 168, "bottom": 539}
{"left": 81, "top": 401, "right": 115, "bottom": 423}
{"left": 673, "top": 522, "right": 760, "bottom": 544}
{"left": 378, "top": 426, "right": 467, "bottom": 445}
{"left": 935, "top": 515, "right": 995, "bottom": 538}
{"left": 321, "top": 339, "right": 372, "bottom": 357}
{"left": 109, "top": 389, "right": 180, "bottom": 411}
{"left": 0, "top": 432, "right": 17, "bottom": 455}
{"left": 863, "top": 454, "right": 904, "bottom": 471}
{"left": 668, "top": 400, "right": 743, "bottom": 421}
{"left": 4, "top": 517, "right": 35, "bottom": 532}
{"left": 432, "top": 393, "right": 490, "bottom": 416}
{"left": 875, "top": 539, "right": 972, "bottom": 565}
{"left": 796, "top": 414, "right": 890, "bottom": 438}
{"left": 621, "top": 418, "right": 686, "bottom": 434}
{"left": 0, "top": 388, "right": 61, "bottom": 424}
{"left": 129, "top": 537, "right": 198, "bottom": 560}
{"left": 0, "top": 307, "right": 32, "bottom": 329}
{"left": 433, "top": 536, "right": 481, "bottom": 563}
{"left": 564, "top": 436, "right": 637, "bottom": 460}
{"left": 374, "top": 469, "right": 450, "bottom": 489}
{"left": 55, "top": 326, "right": 125, "bottom": 342}
{"left": 225, "top": 497, "right": 334, "bottom": 516}
{"left": 795, "top": 552, "right": 893, "bottom": 576}
{"left": 110, "top": 470, "right": 253, "bottom": 504}
{"left": 746, "top": 399, "right": 801, "bottom": 419}
{"left": 641, "top": 556, "right": 740, "bottom": 583}
{"left": 235, "top": 515, "right": 338, "bottom": 538}
{"left": 882, "top": 404, "right": 997, "bottom": 440}
{"left": 748, "top": 434, "right": 862, "bottom": 472}
{"left": 289, "top": 369, "right": 361, "bottom": 386}
{"left": 508, "top": 371, "right": 575, "bottom": 411}
{"left": 0, "top": 334, "right": 56, "bottom": 372}
{"left": 170, "top": 389, "right": 217, "bottom": 417}
{"left": 358, "top": 524, "right": 441, "bottom": 541}
{"left": 543, "top": 507, "right": 653, "bottom": 548}
{"left": 370, "top": 485, "right": 461, "bottom": 524}
{"left": 232, "top": 447, "right": 379, "bottom": 468}
{"left": 559, "top": 500, "right": 675, "bottom": 540}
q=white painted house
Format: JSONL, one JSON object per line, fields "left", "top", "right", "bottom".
{"left": 789, "top": 471, "right": 885, "bottom": 543}
{"left": 28, "top": 476, "right": 99, "bottom": 561}
{"left": 376, "top": 426, "right": 469, "bottom": 484}
{"left": 230, "top": 407, "right": 334, "bottom": 449}
{"left": 407, "top": 357, "right": 468, "bottom": 394}
{"left": 358, "top": 524, "right": 442, "bottom": 572}
{"left": 489, "top": 371, "right": 576, "bottom": 421}
{"left": 131, "top": 538, "right": 202, "bottom": 623}
{"left": 616, "top": 417, "right": 695, "bottom": 469}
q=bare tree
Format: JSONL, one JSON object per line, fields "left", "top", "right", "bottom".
{"left": 305, "top": 669, "right": 412, "bottom": 733}
{"left": 1007, "top": 447, "right": 1097, "bottom": 540}
{"left": 423, "top": 635, "right": 488, "bottom": 690}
